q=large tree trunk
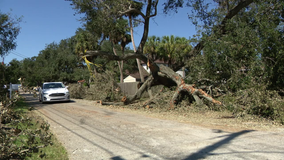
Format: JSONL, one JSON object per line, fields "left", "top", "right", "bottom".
{"left": 96, "top": 58, "right": 221, "bottom": 108}
{"left": 129, "top": 15, "right": 145, "bottom": 82}
{"left": 112, "top": 46, "right": 124, "bottom": 83}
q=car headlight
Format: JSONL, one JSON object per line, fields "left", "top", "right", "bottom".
{"left": 43, "top": 92, "right": 48, "bottom": 95}
{"left": 66, "top": 92, "right": 69, "bottom": 95}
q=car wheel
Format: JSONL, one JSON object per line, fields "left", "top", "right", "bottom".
{"left": 41, "top": 96, "right": 45, "bottom": 104}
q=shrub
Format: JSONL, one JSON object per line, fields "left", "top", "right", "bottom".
{"left": 69, "top": 72, "right": 123, "bottom": 101}
{"left": 0, "top": 97, "right": 53, "bottom": 159}
{"left": 220, "top": 86, "right": 284, "bottom": 124}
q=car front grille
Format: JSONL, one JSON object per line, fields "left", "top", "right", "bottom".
{"left": 50, "top": 98, "right": 66, "bottom": 100}
{"left": 49, "top": 93, "right": 65, "bottom": 97}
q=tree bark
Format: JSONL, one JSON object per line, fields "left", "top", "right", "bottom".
{"left": 129, "top": 15, "right": 145, "bottom": 82}
{"left": 112, "top": 46, "right": 124, "bottom": 83}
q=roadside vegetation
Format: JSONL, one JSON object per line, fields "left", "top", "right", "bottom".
{"left": 0, "top": 93, "right": 68, "bottom": 160}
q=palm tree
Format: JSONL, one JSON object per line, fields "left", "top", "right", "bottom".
{"left": 144, "top": 36, "right": 161, "bottom": 61}
{"left": 160, "top": 35, "right": 192, "bottom": 69}
{"left": 75, "top": 28, "right": 100, "bottom": 82}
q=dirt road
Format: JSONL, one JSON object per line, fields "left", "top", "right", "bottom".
{"left": 23, "top": 93, "right": 284, "bottom": 160}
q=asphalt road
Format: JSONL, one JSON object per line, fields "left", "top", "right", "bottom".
{"left": 23, "top": 93, "right": 284, "bottom": 160}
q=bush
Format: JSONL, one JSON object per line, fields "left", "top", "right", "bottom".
{"left": 68, "top": 83, "right": 87, "bottom": 99}
{"left": 220, "top": 86, "right": 284, "bottom": 124}
{"left": 0, "top": 97, "right": 53, "bottom": 159}
{"left": 69, "top": 72, "right": 123, "bottom": 102}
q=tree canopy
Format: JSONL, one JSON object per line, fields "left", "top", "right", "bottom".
{"left": 0, "top": 12, "right": 21, "bottom": 57}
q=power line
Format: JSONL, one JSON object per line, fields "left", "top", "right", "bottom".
{"left": 10, "top": 51, "right": 30, "bottom": 59}
{"left": 12, "top": 51, "right": 30, "bottom": 58}
{"left": 13, "top": 51, "right": 31, "bottom": 58}
{"left": 10, "top": 52, "right": 27, "bottom": 59}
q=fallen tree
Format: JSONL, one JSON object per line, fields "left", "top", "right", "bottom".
{"left": 87, "top": 50, "right": 222, "bottom": 108}
{"left": 73, "top": 0, "right": 254, "bottom": 108}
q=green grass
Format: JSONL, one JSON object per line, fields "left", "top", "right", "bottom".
{"left": 3, "top": 98, "right": 69, "bottom": 160}
{"left": 26, "top": 136, "right": 68, "bottom": 160}
{"left": 13, "top": 99, "right": 29, "bottom": 111}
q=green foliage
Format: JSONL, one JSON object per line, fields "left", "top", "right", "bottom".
{"left": 162, "top": 0, "right": 284, "bottom": 123}
{"left": 220, "top": 85, "right": 284, "bottom": 124}
{"left": 75, "top": 28, "right": 100, "bottom": 54}
{"left": 5, "top": 59, "right": 23, "bottom": 84}
{"left": 0, "top": 12, "right": 21, "bottom": 57}
{"left": 2, "top": 36, "right": 91, "bottom": 88}
{"left": 186, "top": 0, "right": 284, "bottom": 91}
{"left": 262, "top": 25, "right": 284, "bottom": 89}
{"left": 69, "top": 0, "right": 135, "bottom": 46}
{"left": 0, "top": 97, "right": 55, "bottom": 159}
{"left": 27, "top": 37, "right": 86, "bottom": 85}
{"left": 69, "top": 71, "right": 122, "bottom": 101}
{"left": 68, "top": 83, "right": 86, "bottom": 99}
{"left": 0, "top": 64, "right": 8, "bottom": 102}
{"left": 70, "top": 0, "right": 137, "bottom": 83}
{"left": 97, "top": 40, "right": 138, "bottom": 79}
{"left": 144, "top": 35, "right": 192, "bottom": 71}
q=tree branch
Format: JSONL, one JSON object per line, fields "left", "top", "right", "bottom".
{"left": 84, "top": 50, "right": 148, "bottom": 63}
{"left": 119, "top": 8, "right": 146, "bottom": 19}
{"left": 148, "top": 0, "right": 159, "bottom": 18}
{"left": 188, "top": 0, "right": 254, "bottom": 58}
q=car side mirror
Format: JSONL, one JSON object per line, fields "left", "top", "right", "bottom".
{"left": 65, "top": 86, "right": 69, "bottom": 89}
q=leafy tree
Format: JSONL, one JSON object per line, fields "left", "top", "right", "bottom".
{"left": 69, "top": 0, "right": 143, "bottom": 83}
{"left": 161, "top": 0, "right": 284, "bottom": 121}
{"left": 175, "top": 0, "right": 284, "bottom": 92}
{"left": 0, "top": 12, "right": 21, "bottom": 57}
{"left": 19, "top": 37, "right": 87, "bottom": 85}
{"left": 144, "top": 35, "right": 192, "bottom": 72}
{"left": 5, "top": 59, "right": 23, "bottom": 84}
{"left": 65, "top": 0, "right": 284, "bottom": 110}
{"left": 21, "top": 57, "right": 40, "bottom": 86}
{"left": 75, "top": 27, "right": 100, "bottom": 54}
{"left": 160, "top": 35, "right": 192, "bottom": 70}
{"left": 0, "top": 11, "right": 21, "bottom": 103}
{"left": 69, "top": 0, "right": 225, "bottom": 107}
{"left": 143, "top": 35, "right": 161, "bottom": 61}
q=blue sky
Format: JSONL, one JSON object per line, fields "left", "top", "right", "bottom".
{"left": 1, "top": 0, "right": 196, "bottom": 64}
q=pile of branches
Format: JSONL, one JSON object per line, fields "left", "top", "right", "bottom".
{"left": 0, "top": 95, "right": 53, "bottom": 159}
{"left": 69, "top": 71, "right": 123, "bottom": 101}
{"left": 220, "top": 85, "right": 284, "bottom": 124}
{"left": 138, "top": 78, "right": 226, "bottom": 110}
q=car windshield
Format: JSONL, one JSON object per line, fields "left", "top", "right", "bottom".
{"left": 43, "top": 83, "right": 64, "bottom": 89}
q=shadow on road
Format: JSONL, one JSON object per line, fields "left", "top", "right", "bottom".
{"left": 183, "top": 130, "right": 254, "bottom": 160}
{"left": 39, "top": 107, "right": 155, "bottom": 159}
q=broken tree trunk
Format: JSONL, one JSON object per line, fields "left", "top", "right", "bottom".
{"left": 156, "top": 64, "right": 222, "bottom": 109}
{"left": 97, "top": 58, "right": 221, "bottom": 108}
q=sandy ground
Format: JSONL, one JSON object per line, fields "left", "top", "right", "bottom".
{"left": 23, "top": 92, "right": 284, "bottom": 160}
